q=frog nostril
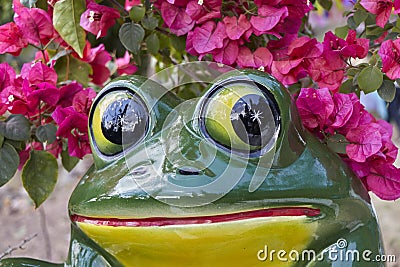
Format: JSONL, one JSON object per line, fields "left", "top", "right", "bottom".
{"left": 178, "top": 166, "right": 201, "bottom": 176}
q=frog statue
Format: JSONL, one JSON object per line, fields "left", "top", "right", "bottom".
{"left": 0, "top": 69, "right": 384, "bottom": 266}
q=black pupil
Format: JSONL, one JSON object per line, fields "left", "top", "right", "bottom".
{"left": 101, "top": 97, "right": 147, "bottom": 145}
{"left": 230, "top": 94, "right": 276, "bottom": 147}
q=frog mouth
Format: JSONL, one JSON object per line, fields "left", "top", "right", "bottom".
{"left": 71, "top": 207, "right": 320, "bottom": 227}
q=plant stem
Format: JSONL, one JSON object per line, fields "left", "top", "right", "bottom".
{"left": 108, "top": 0, "right": 129, "bottom": 16}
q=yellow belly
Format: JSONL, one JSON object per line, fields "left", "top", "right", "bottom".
{"left": 78, "top": 216, "right": 317, "bottom": 267}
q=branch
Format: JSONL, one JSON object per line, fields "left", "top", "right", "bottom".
{"left": 0, "top": 234, "right": 38, "bottom": 260}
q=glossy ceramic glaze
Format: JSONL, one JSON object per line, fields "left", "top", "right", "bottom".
{"left": 0, "top": 71, "right": 383, "bottom": 266}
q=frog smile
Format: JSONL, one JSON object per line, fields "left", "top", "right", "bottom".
{"left": 71, "top": 207, "right": 320, "bottom": 227}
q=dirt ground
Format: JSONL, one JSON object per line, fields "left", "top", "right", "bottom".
{"left": 0, "top": 157, "right": 399, "bottom": 266}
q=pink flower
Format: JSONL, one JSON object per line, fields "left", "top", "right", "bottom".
{"left": 13, "top": 5, "right": 54, "bottom": 46}
{"left": 22, "top": 62, "right": 58, "bottom": 86}
{"left": 58, "top": 82, "right": 84, "bottom": 108}
{"left": 342, "top": 30, "right": 369, "bottom": 59}
{"left": 52, "top": 106, "right": 91, "bottom": 159}
{"left": 346, "top": 123, "right": 383, "bottom": 162}
{"left": 0, "top": 63, "right": 15, "bottom": 115}
{"left": 80, "top": 0, "right": 121, "bottom": 39}
{"left": 116, "top": 51, "right": 138, "bottom": 75}
{"left": 296, "top": 88, "right": 334, "bottom": 130}
{"left": 185, "top": 0, "right": 221, "bottom": 24}
{"left": 213, "top": 40, "right": 239, "bottom": 66}
{"left": 125, "top": 0, "right": 141, "bottom": 11}
{"left": 379, "top": 39, "right": 400, "bottom": 80}
{"left": 328, "top": 93, "right": 354, "bottom": 130}
{"left": 360, "top": 0, "right": 393, "bottom": 28}
{"left": 189, "top": 21, "right": 227, "bottom": 55}
{"left": 250, "top": 5, "right": 288, "bottom": 36}
{"left": 271, "top": 37, "right": 322, "bottom": 85}
{"left": 72, "top": 88, "right": 96, "bottom": 114}
{"left": 161, "top": 1, "right": 195, "bottom": 36}
{"left": 364, "top": 164, "right": 400, "bottom": 200}
{"left": 224, "top": 14, "right": 251, "bottom": 41}
{"left": 236, "top": 46, "right": 273, "bottom": 70}
{"left": 0, "top": 22, "right": 28, "bottom": 56}
{"left": 78, "top": 43, "right": 112, "bottom": 86}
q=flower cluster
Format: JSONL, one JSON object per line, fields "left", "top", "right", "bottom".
{"left": 296, "top": 88, "right": 400, "bottom": 200}
{"left": 158, "top": 1, "right": 372, "bottom": 93}
{"left": 0, "top": 0, "right": 136, "bottom": 187}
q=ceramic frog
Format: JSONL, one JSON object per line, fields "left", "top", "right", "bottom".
{"left": 0, "top": 70, "right": 384, "bottom": 267}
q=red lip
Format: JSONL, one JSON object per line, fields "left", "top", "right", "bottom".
{"left": 71, "top": 207, "right": 320, "bottom": 227}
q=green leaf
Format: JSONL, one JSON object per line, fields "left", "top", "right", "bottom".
{"left": 21, "top": 0, "right": 38, "bottom": 8}
{"left": 22, "top": 150, "right": 58, "bottom": 208}
{"left": 353, "top": 9, "right": 368, "bottom": 26}
{"left": 335, "top": 25, "right": 349, "bottom": 39}
{"left": 347, "top": 16, "right": 357, "bottom": 30}
{"left": 170, "top": 35, "right": 186, "bottom": 52}
{"left": 347, "top": 68, "right": 360, "bottom": 77}
{"left": 339, "top": 79, "right": 355, "bottom": 94}
{"left": 145, "top": 33, "right": 160, "bottom": 55}
{"left": 377, "top": 80, "right": 396, "bottom": 102}
{"left": 36, "top": 124, "right": 57, "bottom": 144}
{"left": 53, "top": 0, "right": 86, "bottom": 58}
{"left": 119, "top": 22, "right": 145, "bottom": 54}
{"left": 317, "top": 0, "right": 332, "bottom": 10}
{"left": 327, "top": 134, "right": 348, "bottom": 154}
{"left": 61, "top": 150, "right": 79, "bottom": 172}
{"left": 141, "top": 16, "right": 159, "bottom": 31}
{"left": 0, "top": 115, "right": 30, "bottom": 141}
{"left": 54, "top": 55, "right": 93, "bottom": 87}
{"left": 0, "top": 135, "right": 3, "bottom": 147}
{"left": 366, "top": 25, "right": 384, "bottom": 36}
{"left": 35, "top": 0, "right": 48, "bottom": 10}
{"left": 357, "top": 66, "right": 383, "bottom": 93}
{"left": 129, "top": 6, "right": 146, "bottom": 22}
{"left": 0, "top": 143, "right": 19, "bottom": 187}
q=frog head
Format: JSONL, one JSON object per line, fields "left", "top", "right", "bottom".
{"left": 68, "top": 70, "right": 382, "bottom": 266}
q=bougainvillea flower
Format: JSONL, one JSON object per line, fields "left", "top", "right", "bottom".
{"left": 250, "top": 5, "right": 288, "bottom": 36}
{"left": 72, "top": 88, "right": 96, "bottom": 114}
{"left": 13, "top": 6, "right": 54, "bottom": 46}
{"left": 395, "top": 0, "right": 400, "bottom": 14}
{"left": 79, "top": 44, "right": 112, "bottom": 86}
{"left": 27, "top": 62, "right": 58, "bottom": 86}
{"left": 224, "top": 14, "right": 251, "bottom": 40}
{"left": 272, "top": 37, "right": 322, "bottom": 85}
{"left": 236, "top": 46, "right": 273, "bottom": 70}
{"left": 213, "top": 40, "right": 239, "bottom": 66}
{"left": 360, "top": 0, "right": 393, "bottom": 28}
{"left": 296, "top": 87, "right": 334, "bottom": 130}
{"left": 80, "top": 0, "right": 120, "bottom": 39}
{"left": 185, "top": 0, "right": 221, "bottom": 24}
{"left": 329, "top": 93, "right": 354, "bottom": 129}
{"left": 125, "top": 0, "right": 141, "bottom": 11}
{"left": 116, "top": 51, "right": 138, "bottom": 75}
{"left": 28, "top": 82, "right": 60, "bottom": 110}
{"left": 52, "top": 106, "right": 91, "bottom": 159}
{"left": 346, "top": 123, "right": 382, "bottom": 162}
{"left": 58, "top": 82, "right": 84, "bottom": 108}
{"left": 0, "top": 63, "right": 15, "bottom": 115}
{"left": 378, "top": 39, "right": 400, "bottom": 80}
{"left": 342, "top": 30, "right": 369, "bottom": 59}
{"left": 0, "top": 22, "right": 28, "bottom": 56}
{"left": 364, "top": 164, "right": 400, "bottom": 200}
{"left": 161, "top": 1, "right": 195, "bottom": 36}
{"left": 190, "top": 21, "right": 227, "bottom": 54}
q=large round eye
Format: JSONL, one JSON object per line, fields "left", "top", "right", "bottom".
{"left": 200, "top": 81, "right": 280, "bottom": 155}
{"left": 90, "top": 89, "right": 149, "bottom": 156}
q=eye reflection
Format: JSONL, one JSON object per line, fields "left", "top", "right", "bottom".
{"left": 230, "top": 94, "right": 276, "bottom": 147}
{"left": 101, "top": 98, "right": 147, "bottom": 146}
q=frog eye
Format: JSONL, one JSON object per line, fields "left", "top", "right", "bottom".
{"left": 90, "top": 89, "right": 149, "bottom": 156}
{"left": 200, "top": 81, "right": 280, "bottom": 156}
